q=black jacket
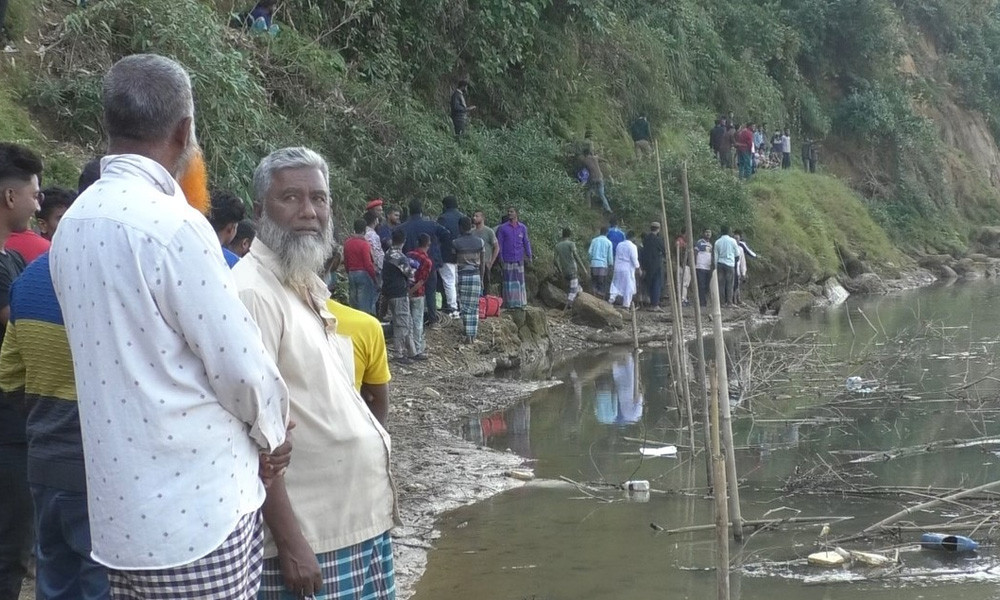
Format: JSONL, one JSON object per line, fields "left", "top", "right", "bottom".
{"left": 397, "top": 214, "right": 452, "bottom": 267}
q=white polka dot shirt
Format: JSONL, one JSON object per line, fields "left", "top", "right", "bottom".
{"left": 49, "top": 154, "right": 290, "bottom": 570}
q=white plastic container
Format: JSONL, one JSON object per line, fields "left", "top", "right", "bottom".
{"left": 624, "top": 480, "right": 650, "bottom": 492}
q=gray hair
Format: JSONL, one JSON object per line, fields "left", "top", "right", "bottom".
{"left": 252, "top": 147, "right": 330, "bottom": 208}
{"left": 103, "top": 54, "right": 194, "bottom": 143}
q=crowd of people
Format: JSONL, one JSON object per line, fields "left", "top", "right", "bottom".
{"left": 707, "top": 115, "right": 819, "bottom": 179}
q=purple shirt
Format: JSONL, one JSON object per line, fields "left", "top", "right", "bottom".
{"left": 496, "top": 221, "right": 533, "bottom": 264}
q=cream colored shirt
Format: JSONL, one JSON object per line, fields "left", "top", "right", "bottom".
{"left": 50, "top": 154, "right": 289, "bottom": 569}
{"left": 232, "top": 240, "right": 395, "bottom": 557}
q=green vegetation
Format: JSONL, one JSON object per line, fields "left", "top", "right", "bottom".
{"left": 5, "top": 0, "right": 1000, "bottom": 290}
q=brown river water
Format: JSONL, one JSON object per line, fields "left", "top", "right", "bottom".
{"left": 413, "top": 281, "right": 1000, "bottom": 600}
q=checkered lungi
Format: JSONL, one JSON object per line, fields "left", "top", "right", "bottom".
{"left": 502, "top": 262, "right": 526, "bottom": 308}
{"left": 258, "top": 531, "right": 395, "bottom": 600}
{"left": 108, "top": 511, "right": 263, "bottom": 600}
{"left": 457, "top": 271, "right": 482, "bottom": 339}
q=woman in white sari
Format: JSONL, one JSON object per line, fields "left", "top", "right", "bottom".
{"left": 608, "top": 230, "right": 641, "bottom": 308}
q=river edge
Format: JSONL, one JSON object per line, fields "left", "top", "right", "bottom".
{"left": 388, "top": 267, "right": 940, "bottom": 599}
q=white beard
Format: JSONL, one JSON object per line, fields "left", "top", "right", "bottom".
{"left": 256, "top": 212, "right": 334, "bottom": 286}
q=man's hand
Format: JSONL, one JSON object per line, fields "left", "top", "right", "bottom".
{"left": 277, "top": 534, "right": 323, "bottom": 598}
{"left": 260, "top": 421, "right": 296, "bottom": 488}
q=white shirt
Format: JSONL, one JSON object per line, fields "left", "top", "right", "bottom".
{"left": 50, "top": 154, "right": 289, "bottom": 570}
{"left": 781, "top": 135, "right": 791, "bottom": 153}
{"left": 233, "top": 241, "right": 396, "bottom": 557}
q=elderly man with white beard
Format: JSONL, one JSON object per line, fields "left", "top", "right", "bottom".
{"left": 232, "top": 147, "right": 396, "bottom": 600}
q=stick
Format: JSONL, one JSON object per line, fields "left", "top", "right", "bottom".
{"left": 860, "top": 479, "right": 1000, "bottom": 536}
{"left": 667, "top": 516, "right": 855, "bottom": 535}
{"left": 630, "top": 303, "right": 639, "bottom": 351}
{"left": 709, "top": 363, "right": 730, "bottom": 600}
{"left": 850, "top": 435, "right": 1000, "bottom": 463}
{"left": 681, "top": 163, "right": 714, "bottom": 491}
{"left": 709, "top": 271, "right": 744, "bottom": 539}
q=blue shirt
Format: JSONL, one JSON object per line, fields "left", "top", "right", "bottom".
{"left": 222, "top": 246, "right": 240, "bottom": 268}
{"left": 714, "top": 235, "right": 739, "bottom": 268}
{"left": 588, "top": 235, "right": 614, "bottom": 268}
{"left": 607, "top": 227, "right": 625, "bottom": 253}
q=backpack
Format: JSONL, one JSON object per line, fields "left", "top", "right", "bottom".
{"left": 577, "top": 167, "right": 590, "bottom": 184}
{"left": 478, "top": 295, "right": 503, "bottom": 319}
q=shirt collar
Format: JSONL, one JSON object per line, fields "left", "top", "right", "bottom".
{"left": 100, "top": 154, "right": 180, "bottom": 198}
{"left": 249, "top": 239, "right": 335, "bottom": 327}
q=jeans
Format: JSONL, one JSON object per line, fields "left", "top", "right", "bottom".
{"left": 387, "top": 297, "right": 415, "bottom": 357}
{"left": 423, "top": 267, "right": 439, "bottom": 324}
{"left": 717, "top": 263, "right": 736, "bottom": 305}
{"left": 440, "top": 263, "right": 458, "bottom": 313}
{"left": 696, "top": 268, "right": 712, "bottom": 308}
{"left": 738, "top": 151, "right": 753, "bottom": 179}
{"left": 0, "top": 444, "right": 31, "bottom": 600}
{"left": 589, "top": 180, "right": 612, "bottom": 212}
{"left": 646, "top": 270, "right": 664, "bottom": 307}
{"left": 782, "top": 152, "right": 791, "bottom": 169}
{"left": 347, "top": 271, "right": 377, "bottom": 315}
{"left": 409, "top": 296, "right": 426, "bottom": 355}
{"left": 31, "top": 485, "right": 110, "bottom": 600}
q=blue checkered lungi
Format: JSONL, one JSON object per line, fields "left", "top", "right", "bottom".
{"left": 258, "top": 531, "right": 394, "bottom": 600}
{"left": 502, "top": 262, "right": 526, "bottom": 308}
{"left": 108, "top": 511, "right": 263, "bottom": 600}
{"left": 457, "top": 271, "right": 482, "bottom": 338}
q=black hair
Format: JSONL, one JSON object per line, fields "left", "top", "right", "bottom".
{"left": 386, "top": 205, "right": 400, "bottom": 215}
{"left": 561, "top": 227, "right": 571, "bottom": 238}
{"left": 417, "top": 232, "right": 431, "bottom": 247}
{"left": 364, "top": 211, "right": 378, "bottom": 226}
{"left": 208, "top": 189, "right": 247, "bottom": 232}
{"left": 392, "top": 228, "right": 407, "bottom": 245}
{"left": 720, "top": 225, "right": 730, "bottom": 236}
{"left": 600, "top": 226, "right": 608, "bottom": 235}
{"left": 733, "top": 229, "right": 743, "bottom": 236}
{"left": 626, "top": 230, "right": 636, "bottom": 239}
{"left": 0, "top": 143, "right": 43, "bottom": 185}
{"left": 443, "top": 195, "right": 458, "bottom": 210}
{"left": 608, "top": 215, "right": 618, "bottom": 226}
{"left": 353, "top": 218, "right": 367, "bottom": 235}
{"left": 457, "top": 79, "right": 469, "bottom": 88}
{"left": 232, "top": 219, "right": 256, "bottom": 244}
{"left": 38, "top": 187, "right": 76, "bottom": 220}
{"left": 459, "top": 216, "right": 472, "bottom": 233}
{"left": 78, "top": 157, "right": 102, "bottom": 193}
{"left": 408, "top": 198, "right": 423, "bottom": 216}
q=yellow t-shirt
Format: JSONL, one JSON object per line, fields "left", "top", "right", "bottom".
{"left": 326, "top": 300, "right": 391, "bottom": 391}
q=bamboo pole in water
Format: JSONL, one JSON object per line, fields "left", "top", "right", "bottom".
{"left": 709, "top": 362, "right": 731, "bottom": 600}
{"left": 709, "top": 270, "right": 744, "bottom": 539}
{"left": 630, "top": 303, "right": 639, "bottom": 351}
{"left": 681, "top": 163, "right": 714, "bottom": 491}
{"left": 655, "top": 141, "right": 695, "bottom": 452}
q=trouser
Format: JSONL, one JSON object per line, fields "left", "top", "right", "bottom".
{"left": 646, "top": 270, "right": 664, "bottom": 307}
{"left": 589, "top": 180, "right": 611, "bottom": 212}
{"left": 719, "top": 150, "right": 731, "bottom": 168}
{"left": 734, "top": 269, "right": 743, "bottom": 304}
{"left": 677, "top": 265, "right": 691, "bottom": 303}
{"left": 590, "top": 267, "right": 608, "bottom": 298}
{"left": 0, "top": 444, "right": 31, "bottom": 600}
{"left": 738, "top": 151, "right": 753, "bottom": 179}
{"left": 409, "top": 296, "right": 426, "bottom": 355}
{"left": 423, "top": 267, "right": 439, "bottom": 324}
{"left": 387, "top": 297, "right": 415, "bottom": 357}
{"left": 452, "top": 115, "right": 467, "bottom": 135}
{"left": 348, "top": 271, "right": 377, "bottom": 315}
{"left": 634, "top": 140, "right": 652, "bottom": 159}
{"left": 696, "top": 268, "right": 711, "bottom": 307}
{"left": 31, "top": 484, "right": 110, "bottom": 600}
{"left": 481, "top": 264, "right": 492, "bottom": 296}
{"left": 440, "top": 263, "right": 458, "bottom": 313}
{"left": 718, "top": 263, "right": 735, "bottom": 305}
{"left": 782, "top": 152, "right": 791, "bottom": 168}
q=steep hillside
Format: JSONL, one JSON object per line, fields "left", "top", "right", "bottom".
{"left": 4, "top": 0, "right": 1000, "bottom": 292}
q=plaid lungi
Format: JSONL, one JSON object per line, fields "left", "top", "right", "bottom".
{"left": 108, "top": 511, "right": 263, "bottom": 600}
{"left": 258, "top": 531, "right": 395, "bottom": 600}
{"left": 457, "top": 271, "right": 482, "bottom": 338}
{"left": 502, "top": 262, "right": 526, "bottom": 308}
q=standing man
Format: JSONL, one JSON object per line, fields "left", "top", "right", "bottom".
{"left": 630, "top": 116, "right": 653, "bottom": 159}
{"left": 344, "top": 218, "right": 378, "bottom": 315}
{"left": 50, "top": 54, "right": 290, "bottom": 600}
{"left": 606, "top": 216, "right": 625, "bottom": 253}
{"left": 736, "top": 123, "right": 755, "bottom": 180}
{"left": 233, "top": 147, "right": 396, "bottom": 600}
{"left": 471, "top": 209, "right": 498, "bottom": 295}
{"left": 675, "top": 228, "right": 691, "bottom": 307}
{"left": 781, "top": 129, "right": 792, "bottom": 169}
{"left": 733, "top": 229, "right": 757, "bottom": 306}
{"left": 640, "top": 222, "right": 666, "bottom": 311}
{"left": 801, "top": 138, "right": 812, "bottom": 171}
{"left": 379, "top": 205, "right": 400, "bottom": 248}
{"left": 694, "top": 228, "right": 714, "bottom": 308}
{"left": 383, "top": 229, "right": 417, "bottom": 362}
{"left": 709, "top": 118, "right": 726, "bottom": 164}
{"left": 453, "top": 217, "right": 486, "bottom": 343}
{"left": 0, "top": 143, "right": 38, "bottom": 600}
{"left": 398, "top": 198, "right": 451, "bottom": 326}
{"left": 714, "top": 225, "right": 739, "bottom": 306}
{"left": 437, "top": 195, "right": 465, "bottom": 318}
{"left": 450, "top": 79, "right": 475, "bottom": 136}
{"left": 554, "top": 227, "right": 586, "bottom": 308}
{"left": 208, "top": 188, "right": 247, "bottom": 267}
{"left": 364, "top": 210, "right": 385, "bottom": 275}
{"left": 495, "top": 206, "right": 533, "bottom": 309}
{"left": 608, "top": 230, "right": 641, "bottom": 309}
{"left": 580, "top": 146, "right": 611, "bottom": 212}
{"left": 588, "top": 226, "right": 614, "bottom": 299}
{"left": 406, "top": 234, "right": 434, "bottom": 359}
{"left": 720, "top": 123, "right": 736, "bottom": 170}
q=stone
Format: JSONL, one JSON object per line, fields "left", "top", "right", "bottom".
{"left": 421, "top": 387, "right": 441, "bottom": 399}
{"left": 518, "top": 306, "right": 550, "bottom": 342}
{"left": 938, "top": 265, "right": 958, "bottom": 280}
{"left": 822, "top": 278, "right": 850, "bottom": 305}
{"left": 571, "top": 292, "right": 624, "bottom": 329}
{"left": 843, "top": 273, "right": 888, "bottom": 295}
{"left": 538, "top": 281, "right": 569, "bottom": 309}
{"left": 778, "top": 290, "right": 815, "bottom": 317}
{"left": 917, "top": 254, "right": 953, "bottom": 270}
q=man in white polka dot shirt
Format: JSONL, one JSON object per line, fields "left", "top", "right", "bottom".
{"left": 233, "top": 147, "right": 396, "bottom": 600}
{"left": 50, "top": 54, "right": 291, "bottom": 599}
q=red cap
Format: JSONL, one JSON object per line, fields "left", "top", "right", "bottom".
{"left": 366, "top": 198, "right": 384, "bottom": 210}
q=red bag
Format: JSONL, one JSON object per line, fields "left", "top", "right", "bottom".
{"left": 478, "top": 295, "right": 503, "bottom": 319}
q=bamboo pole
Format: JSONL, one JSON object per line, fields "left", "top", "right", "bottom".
{"left": 709, "top": 270, "right": 744, "bottom": 539}
{"left": 709, "top": 363, "right": 730, "bottom": 600}
{"left": 630, "top": 303, "right": 639, "bottom": 351}
{"left": 681, "top": 163, "right": 713, "bottom": 491}
{"left": 655, "top": 141, "right": 695, "bottom": 452}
